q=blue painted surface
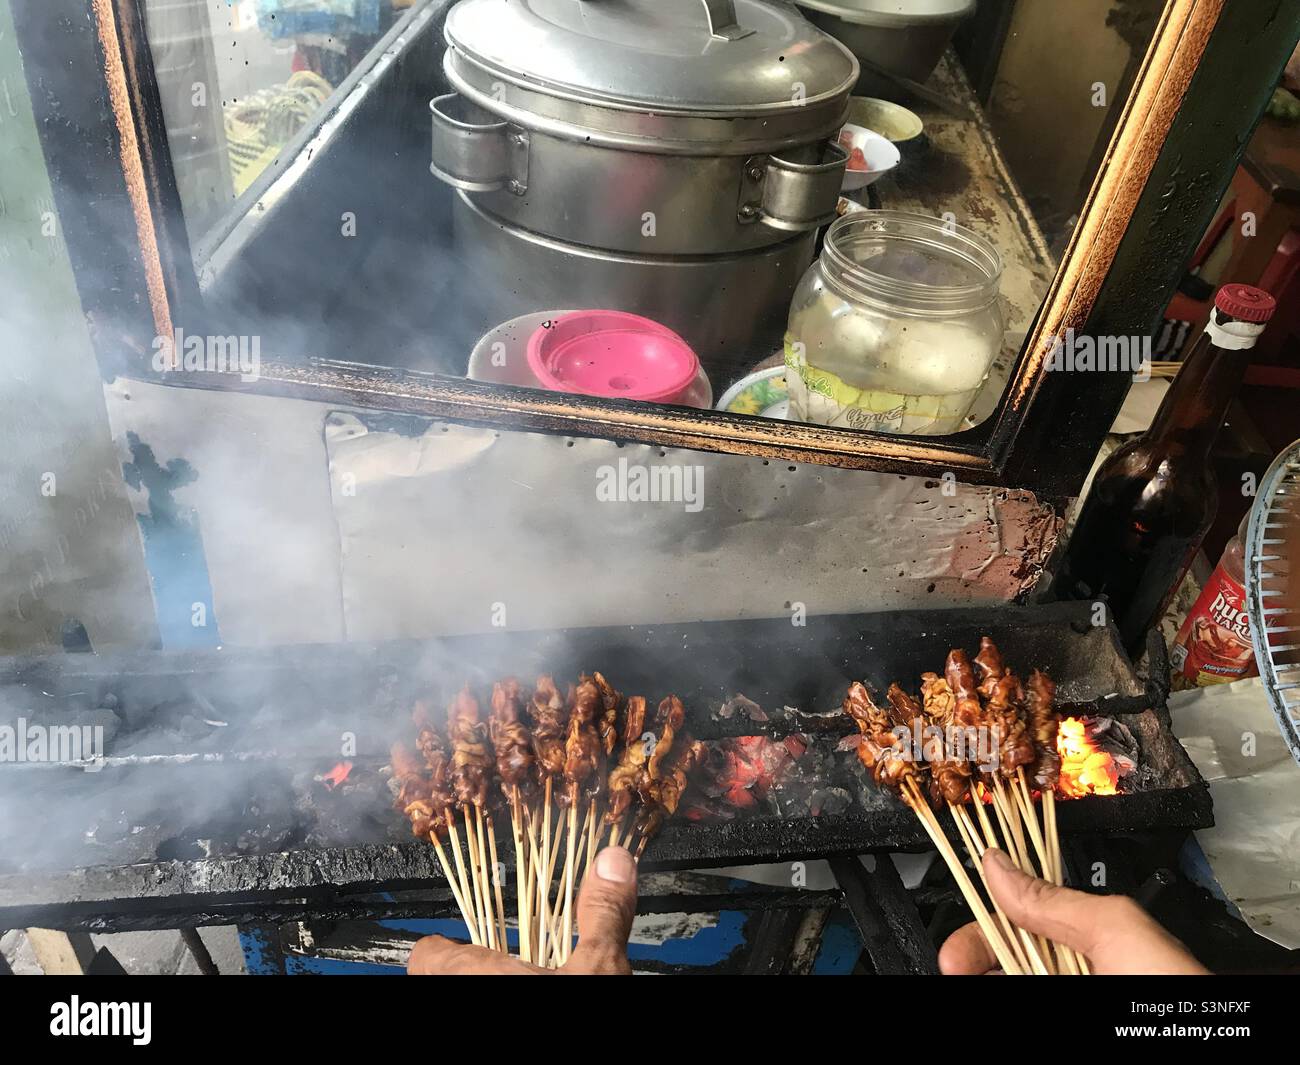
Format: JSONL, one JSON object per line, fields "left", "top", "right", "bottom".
{"left": 121, "top": 433, "right": 219, "bottom": 650}
{"left": 286, "top": 956, "right": 406, "bottom": 976}
{"left": 812, "top": 913, "right": 861, "bottom": 974}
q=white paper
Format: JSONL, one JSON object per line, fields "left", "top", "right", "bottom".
{"left": 1170, "top": 677, "right": 1300, "bottom": 949}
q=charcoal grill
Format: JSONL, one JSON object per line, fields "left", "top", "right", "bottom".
{"left": 0, "top": 602, "right": 1210, "bottom": 972}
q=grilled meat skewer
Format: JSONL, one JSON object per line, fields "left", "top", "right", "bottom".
{"left": 1025, "top": 670, "right": 1062, "bottom": 790}
{"left": 488, "top": 678, "right": 535, "bottom": 798}
{"left": 448, "top": 685, "right": 493, "bottom": 808}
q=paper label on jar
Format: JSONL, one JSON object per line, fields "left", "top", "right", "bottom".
{"left": 783, "top": 341, "right": 972, "bottom": 436}
{"left": 1170, "top": 565, "right": 1257, "bottom": 686}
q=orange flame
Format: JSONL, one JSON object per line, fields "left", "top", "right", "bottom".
{"left": 319, "top": 760, "right": 353, "bottom": 790}
{"left": 1056, "top": 717, "right": 1118, "bottom": 798}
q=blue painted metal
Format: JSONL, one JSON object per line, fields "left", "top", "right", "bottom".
{"left": 121, "top": 433, "right": 219, "bottom": 650}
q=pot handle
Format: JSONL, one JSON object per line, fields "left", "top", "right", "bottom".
{"left": 699, "top": 0, "right": 752, "bottom": 40}
{"left": 740, "top": 141, "right": 848, "bottom": 233}
{"left": 429, "top": 92, "right": 528, "bottom": 195}
{"left": 579, "top": 0, "right": 753, "bottom": 41}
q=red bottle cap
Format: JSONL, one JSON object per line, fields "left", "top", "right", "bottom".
{"left": 1214, "top": 283, "right": 1276, "bottom": 323}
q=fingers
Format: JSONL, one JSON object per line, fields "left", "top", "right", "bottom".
{"left": 565, "top": 846, "right": 637, "bottom": 975}
{"left": 981, "top": 848, "right": 1115, "bottom": 957}
{"left": 938, "top": 921, "right": 1000, "bottom": 975}
{"left": 981, "top": 849, "right": 1208, "bottom": 974}
{"left": 407, "top": 935, "right": 541, "bottom": 975}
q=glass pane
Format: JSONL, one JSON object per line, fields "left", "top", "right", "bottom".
{"left": 155, "top": 0, "right": 1167, "bottom": 442}
{"left": 145, "top": 0, "right": 405, "bottom": 246}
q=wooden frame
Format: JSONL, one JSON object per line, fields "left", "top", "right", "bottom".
{"left": 13, "top": 0, "right": 1300, "bottom": 496}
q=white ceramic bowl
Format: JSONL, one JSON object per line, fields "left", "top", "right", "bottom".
{"left": 837, "top": 123, "right": 901, "bottom": 190}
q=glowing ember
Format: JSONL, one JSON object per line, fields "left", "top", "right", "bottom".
{"left": 319, "top": 761, "right": 353, "bottom": 790}
{"left": 1055, "top": 717, "right": 1118, "bottom": 798}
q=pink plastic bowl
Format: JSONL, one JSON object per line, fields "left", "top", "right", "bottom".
{"left": 526, "top": 311, "right": 699, "bottom": 403}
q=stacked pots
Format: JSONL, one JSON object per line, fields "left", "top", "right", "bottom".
{"left": 430, "top": 0, "right": 859, "bottom": 377}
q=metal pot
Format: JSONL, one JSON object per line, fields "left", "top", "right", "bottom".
{"left": 794, "top": 0, "right": 975, "bottom": 93}
{"left": 452, "top": 192, "right": 815, "bottom": 370}
{"left": 431, "top": 0, "right": 859, "bottom": 256}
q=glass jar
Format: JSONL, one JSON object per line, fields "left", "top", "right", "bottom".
{"left": 784, "top": 211, "right": 1004, "bottom": 435}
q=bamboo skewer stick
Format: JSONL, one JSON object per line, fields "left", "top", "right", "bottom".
{"left": 970, "top": 785, "right": 1061, "bottom": 974}
{"left": 431, "top": 832, "right": 480, "bottom": 947}
{"left": 444, "top": 811, "right": 481, "bottom": 945}
{"left": 537, "top": 780, "right": 553, "bottom": 966}
{"left": 525, "top": 804, "right": 545, "bottom": 958}
{"left": 1044, "top": 789, "right": 1061, "bottom": 884}
{"left": 485, "top": 810, "right": 509, "bottom": 953}
{"left": 585, "top": 799, "right": 601, "bottom": 880}
{"left": 953, "top": 806, "right": 1029, "bottom": 972}
{"left": 989, "top": 780, "right": 1034, "bottom": 874}
{"left": 992, "top": 776, "right": 1032, "bottom": 872}
{"left": 511, "top": 789, "right": 531, "bottom": 962}
{"left": 1041, "top": 790, "right": 1088, "bottom": 974}
{"left": 474, "top": 804, "right": 499, "bottom": 951}
{"left": 901, "top": 780, "right": 1024, "bottom": 975}
{"left": 1014, "top": 769, "right": 1053, "bottom": 879}
{"left": 1007, "top": 779, "right": 1059, "bottom": 970}
{"left": 949, "top": 805, "right": 1037, "bottom": 974}
{"left": 955, "top": 803, "right": 1051, "bottom": 974}
{"left": 560, "top": 795, "right": 580, "bottom": 965}
{"left": 464, "top": 806, "right": 493, "bottom": 951}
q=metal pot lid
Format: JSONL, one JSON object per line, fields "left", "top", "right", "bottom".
{"left": 445, "top": 0, "right": 858, "bottom": 114}
{"left": 794, "top": 0, "right": 975, "bottom": 27}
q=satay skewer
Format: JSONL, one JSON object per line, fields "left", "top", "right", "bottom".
{"left": 1012, "top": 768, "right": 1053, "bottom": 878}
{"left": 537, "top": 779, "right": 553, "bottom": 965}
{"left": 483, "top": 809, "right": 508, "bottom": 953}
{"left": 948, "top": 803, "right": 1040, "bottom": 974}
{"left": 586, "top": 799, "right": 601, "bottom": 879}
{"left": 462, "top": 806, "right": 491, "bottom": 949}
{"left": 900, "top": 778, "right": 1025, "bottom": 975}
{"left": 392, "top": 737, "right": 482, "bottom": 946}
{"left": 560, "top": 795, "right": 579, "bottom": 964}
{"left": 510, "top": 787, "right": 531, "bottom": 962}
{"left": 428, "top": 827, "right": 479, "bottom": 945}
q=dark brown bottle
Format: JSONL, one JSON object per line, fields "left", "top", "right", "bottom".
{"left": 1051, "top": 284, "right": 1276, "bottom": 657}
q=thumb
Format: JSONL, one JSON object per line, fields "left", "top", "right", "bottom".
{"left": 566, "top": 846, "right": 637, "bottom": 974}
{"left": 982, "top": 848, "right": 1115, "bottom": 957}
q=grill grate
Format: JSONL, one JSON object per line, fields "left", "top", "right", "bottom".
{"left": 1247, "top": 443, "right": 1300, "bottom": 765}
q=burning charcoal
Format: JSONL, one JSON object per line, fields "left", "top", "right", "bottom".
{"left": 809, "top": 787, "right": 853, "bottom": 817}
{"left": 687, "top": 735, "right": 802, "bottom": 817}
{"left": 719, "top": 694, "right": 769, "bottom": 722}
{"left": 1088, "top": 716, "right": 1139, "bottom": 776}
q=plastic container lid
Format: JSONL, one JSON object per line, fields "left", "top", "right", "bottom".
{"left": 526, "top": 311, "right": 700, "bottom": 403}
{"left": 1215, "top": 283, "right": 1276, "bottom": 323}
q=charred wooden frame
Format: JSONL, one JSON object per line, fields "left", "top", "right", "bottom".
{"left": 13, "top": 0, "right": 1300, "bottom": 495}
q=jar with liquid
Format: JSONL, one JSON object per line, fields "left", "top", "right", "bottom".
{"left": 784, "top": 211, "right": 1004, "bottom": 435}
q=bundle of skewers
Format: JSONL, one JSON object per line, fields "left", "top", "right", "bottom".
{"left": 846, "top": 636, "right": 1090, "bottom": 976}
{"left": 390, "top": 673, "right": 703, "bottom": 968}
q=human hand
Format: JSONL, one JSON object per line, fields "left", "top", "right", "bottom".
{"left": 940, "top": 848, "right": 1208, "bottom": 975}
{"left": 407, "top": 846, "right": 637, "bottom": 975}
